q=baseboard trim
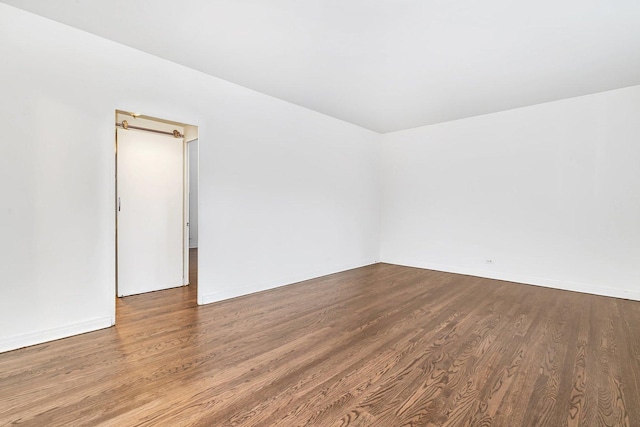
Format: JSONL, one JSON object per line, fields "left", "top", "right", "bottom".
{"left": 0, "top": 315, "right": 113, "bottom": 354}
{"left": 199, "top": 259, "right": 378, "bottom": 305}
{"left": 381, "top": 258, "right": 640, "bottom": 302}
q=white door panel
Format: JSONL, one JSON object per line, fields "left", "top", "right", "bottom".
{"left": 117, "top": 128, "right": 184, "bottom": 297}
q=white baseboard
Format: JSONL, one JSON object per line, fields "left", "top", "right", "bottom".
{"left": 199, "top": 259, "right": 377, "bottom": 305}
{"left": 381, "top": 258, "right": 640, "bottom": 302}
{"left": 0, "top": 315, "right": 113, "bottom": 354}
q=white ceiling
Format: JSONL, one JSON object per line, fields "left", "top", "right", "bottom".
{"left": 4, "top": 0, "right": 640, "bottom": 133}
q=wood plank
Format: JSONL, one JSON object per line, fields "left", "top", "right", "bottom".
{"left": 1, "top": 251, "right": 640, "bottom": 426}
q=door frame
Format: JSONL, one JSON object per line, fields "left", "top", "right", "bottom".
{"left": 183, "top": 138, "right": 190, "bottom": 285}
{"left": 114, "top": 111, "right": 198, "bottom": 307}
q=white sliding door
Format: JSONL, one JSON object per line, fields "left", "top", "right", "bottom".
{"left": 117, "top": 128, "right": 184, "bottom": 297}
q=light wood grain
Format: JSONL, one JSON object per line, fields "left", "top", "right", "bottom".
{"left": 1, "top": 250, "right": 639, "bottom": 426}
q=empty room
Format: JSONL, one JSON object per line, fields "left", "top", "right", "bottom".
{"left": 1, "top": 1, "right": 639, "bottom": 426}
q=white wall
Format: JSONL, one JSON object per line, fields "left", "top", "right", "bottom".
{"left": 380, "top": 85, "right": 640, "bottom": 300}
{"left": 188, "top": 140, "right": 199, "bottom": 248}
{"left": 4, "top": 3, "right": 638, "bottom": 355}
{"left": 0, "top": 4, "right": 380, "bottom": 353}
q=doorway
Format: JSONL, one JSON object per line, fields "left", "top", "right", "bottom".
{"left": 115, "top": 111, "right": 198, "bottom": 299}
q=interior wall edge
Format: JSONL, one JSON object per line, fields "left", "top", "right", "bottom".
{"left": 0, "top": 315, "right": 113, "bottom": 354}
{"left": 200, "top": 259, "right": 379, "bottom": 305}
{"left": 381, "top": 258, "right": 640, "bottom": 302}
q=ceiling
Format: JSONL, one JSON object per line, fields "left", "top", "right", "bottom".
{"left": 4, "top": 0, "right": 640, "bottom": 133}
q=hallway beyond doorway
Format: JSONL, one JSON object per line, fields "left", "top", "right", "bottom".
{"left": 116, "top": 248, "right": 198, "bottom": 322}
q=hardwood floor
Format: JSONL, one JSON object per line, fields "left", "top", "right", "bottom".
{"left": 1, "top": 251, "right": 640, "bottom": 426}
